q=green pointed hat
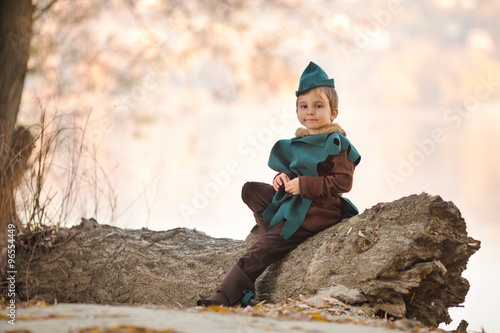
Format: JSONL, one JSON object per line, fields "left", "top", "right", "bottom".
{"left": 296, "top": 62, "right": 335, "bottom": 97}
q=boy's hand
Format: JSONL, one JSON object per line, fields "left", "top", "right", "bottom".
{"left": 273, "top": 173, "right": 290, "bottom": 191}
{"left": 284, "top": 178, "right": 300, "bottom": 195}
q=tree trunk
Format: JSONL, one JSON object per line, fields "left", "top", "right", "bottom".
{"left": 13, "top": 193, "right": 480, "bottom": 327}
{"left": 0, "top": 0, "right": 33, "bottom": 161}
{"left": 0, "top": 0, "right": 34, "bottom": 258}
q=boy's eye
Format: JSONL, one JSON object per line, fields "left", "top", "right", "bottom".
{"left": 316, "top": 104, "right": 323, "bottom": 108}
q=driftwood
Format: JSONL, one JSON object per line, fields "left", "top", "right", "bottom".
{"left": 12, "top": 193, "right": 479, "bottom": 327}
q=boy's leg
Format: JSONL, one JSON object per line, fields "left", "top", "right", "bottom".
{"left": 245, "top": 225, "right": 266, "bottom": 247}
{"left": 197, "top": 182, "right": 275, "bottom": 306}
{"left": 242, "top": 182, "right": 275, "bottom": 246}
{"left": 196, "top": 264, "right": 255, "bottom": 307}
{"left": 237, "top": 222, "right": 315, "bottom": 282}
{"left": 197, "top": 222, "right": 315, "bottom": 307}
{"left": 197, "top": 183, "right": 311, "bottom": 307}
{"left": 241, "top": 181, "right": 275, "bottom": 232}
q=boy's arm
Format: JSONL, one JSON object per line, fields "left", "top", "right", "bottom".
{"left": 298, "top": 150, "right": 355, "bottom": 198}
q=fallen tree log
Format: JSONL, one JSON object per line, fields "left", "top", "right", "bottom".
{"left": 255, "top": 193, "right": 480, "bottom": 327}
{"left": 12, "top": 193, "right": 479, "bottom": 327}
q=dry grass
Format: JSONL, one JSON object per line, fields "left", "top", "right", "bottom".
{"left": 1, "top": 106, "right": 118, "bottom": 233}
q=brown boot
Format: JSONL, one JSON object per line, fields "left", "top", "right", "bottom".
{"left": 245, "top": 225, "right": 266, "bottom": 247}
{"left": 196, "top": 265, "right": 255, "bottom": 307}
{"left": 196, "top": 292, "right": 229, "bottom": 307}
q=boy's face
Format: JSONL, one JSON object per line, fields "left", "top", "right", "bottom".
{"left": 296, "top": 89, "right": 338, "bottom": 134}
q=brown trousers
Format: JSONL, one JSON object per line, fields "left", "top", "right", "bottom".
{"left": 237, "top": 181, "right": 316, "bottom": 282}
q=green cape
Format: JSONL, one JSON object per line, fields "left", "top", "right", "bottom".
{"left": 262, "top": 132, "right": 361, "bottom": 239}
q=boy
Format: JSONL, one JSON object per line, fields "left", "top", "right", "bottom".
{"left": 196, "top": 61, "right": 361, "bottom": 307}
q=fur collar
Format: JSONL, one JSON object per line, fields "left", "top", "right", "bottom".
{"left": 295, "top": 123, "right": 346, "bottom": 138}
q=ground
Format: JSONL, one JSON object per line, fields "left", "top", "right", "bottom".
{"left": 1, "top": 298, "right": 448, "bottom": 333}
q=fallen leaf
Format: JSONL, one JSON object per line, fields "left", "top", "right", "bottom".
{"left": 321, "top": 296, "right": 342, "bottom": 305}
{"left": 74, "top": 327, "right": 175, "bottom": 333}
{"left": 307, "top": 312, "right": 329, "bottom": 322}
{"left": 357, "top": 309, "right": 367, "bottom": 316}
{"left": 203, "top": 305, "right": 231, "bottom": 313}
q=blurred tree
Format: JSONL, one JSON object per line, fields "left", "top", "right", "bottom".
{"left": 0, "top": 0, "right": 34, "bottom": 265}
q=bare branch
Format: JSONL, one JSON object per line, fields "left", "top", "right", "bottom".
{"left": 33, "top": 0, "right": 59, "bottom": 21}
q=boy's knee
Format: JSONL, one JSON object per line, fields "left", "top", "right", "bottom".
{"left": 242, "top": 181, "right": 275, "bottom": 211}
{"left": 241, "top": 182, "right": 258, "bottom": 204}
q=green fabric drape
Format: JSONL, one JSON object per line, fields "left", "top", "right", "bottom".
{"left": 262, "top": 133, "right": 361, "bottom": 239}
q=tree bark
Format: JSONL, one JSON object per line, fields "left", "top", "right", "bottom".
{"left": 0, "top": 0, "right": 34, "bottom": 256}
{"left": 13, "top": 193, "right": 480, "bottom": 327}
{"left": 0, "top": 0, "right": 33, "bottom": 161}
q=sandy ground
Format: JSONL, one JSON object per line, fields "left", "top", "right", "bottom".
{"left": 0, "top": 303, "right": 438, "bottom": 333}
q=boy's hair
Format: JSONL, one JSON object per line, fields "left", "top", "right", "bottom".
{"left": 296, "top": 86, "right": 339, "bottom": 113}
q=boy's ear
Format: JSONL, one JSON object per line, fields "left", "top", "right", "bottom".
{"left": 331, "top": 108, "right": 339, "bottom": 121}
